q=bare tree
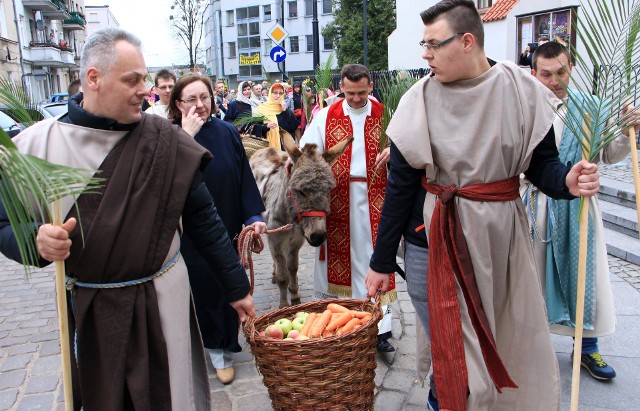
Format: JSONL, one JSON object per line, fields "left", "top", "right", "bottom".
{"left": 170, "top": 0, "right": 205, "bottom": 69}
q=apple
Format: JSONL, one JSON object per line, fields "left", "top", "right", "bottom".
{"left": 287, "top": 330, "right": 300, "bottom": 339}
{"left": 265, "top": 324, "right": 284, "bottom": 339}
{"left": 295, "top": 334, "right": 310, "bottom": 340}
{"left": 294, "top": 311, "right": 310, "bottom": 319}
{"left": 274, "top": 318, "right": 293, "bottom": 336}
{"left": 258, "top": 331, "right": 265, "bottom": 337}
{"left": 284, "top": 337, "right": 294, "bottom": 340}
{"left": 291, "top": 316, "right": 306, "bottom": 332}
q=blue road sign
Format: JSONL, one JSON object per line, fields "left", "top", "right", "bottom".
{"left": 270, "top": 46, "right": 287, "bottom": 63}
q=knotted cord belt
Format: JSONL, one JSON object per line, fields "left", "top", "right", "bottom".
{"left": 422, "top": 175, "right": 519, "bottom": 411}
{"left": 237, "top": 224, "right": 293, "bottom": 295}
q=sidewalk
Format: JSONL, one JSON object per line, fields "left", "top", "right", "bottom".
{"left": 0, "top": 242, "right": 639, "bottom": 410}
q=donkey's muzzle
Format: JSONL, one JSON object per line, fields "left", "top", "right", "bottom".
{"left": 308, "top": 232, "right": 326, "bottom": 247}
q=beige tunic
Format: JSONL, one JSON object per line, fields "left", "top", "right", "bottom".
{"left": 13, "top": 118, "right": 210, "bottom": 410}
{"left": 388, "top": 61, "right": 561, "bottom": 410}
{"left": 520, "top": 101, "right": 625, "bottom": 337}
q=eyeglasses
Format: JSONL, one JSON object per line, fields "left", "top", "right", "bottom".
{"left": 272, "top": 91, "right": 284, "bottom": 96}
{"left": 179, "top": 94, "right": 212, "bottom": 105}
{"left": 419, "top": 32, "right": 465, "bottom": 50}
{"left": 156, "top": 85, "right": 174, "bottom": 91}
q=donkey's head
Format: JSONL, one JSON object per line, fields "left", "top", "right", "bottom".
{"left": 281, "top": 130, "right": 353, "bottom": 247}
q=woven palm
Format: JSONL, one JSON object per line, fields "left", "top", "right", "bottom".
{"left": 243, "top": 297, "right": 382, "bottom": 411}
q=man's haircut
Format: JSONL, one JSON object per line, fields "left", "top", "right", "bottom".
{"left": 531, "top": 41, "right": 571, "bottom": 71}
{"left": 80, "top": 28, "right": 142, "bottom": 86}
{"left": 68, "top": 79, "right": 81, "bottom": 96}
{"left": 420, "top": 0, "right": 484, "bottom": 49}
{"left": 340, "top": 64, "right": 371, "bottom": 84}
{"left": 154, "top": 69, "right": 176, "bottom": 86}
{"left": 167, "top": 74, "right": 215, "bottom": 120}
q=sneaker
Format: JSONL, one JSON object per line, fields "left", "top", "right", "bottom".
{"left": 580, "top": 352, "right": 616, "bottom": 381}
{"left": 427, "top": 389, "right": 439, "bottom": 411}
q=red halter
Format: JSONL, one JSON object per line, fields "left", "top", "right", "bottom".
{"left": 287, "top": 189, "right": 327, "bottom": 224}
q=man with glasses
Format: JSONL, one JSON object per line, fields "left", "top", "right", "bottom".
{"left": 145, "top": 68, "right": 176, "bottom": 119}
{"left": 365, "top": 1, "right": 600, "bottom": 410}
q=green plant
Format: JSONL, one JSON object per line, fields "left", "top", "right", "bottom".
{"left": 377, "top": 71, "right": 419, "bottom": 152}
{"left": 233, "top": 113, "right": 268, "bottom": 127}
{"left": 0, "top": 77, "right": 43, "bottom": 126}
{"left": 314, "top": 54, "right": 335, "bottom": 108}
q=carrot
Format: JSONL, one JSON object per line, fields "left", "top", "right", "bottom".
{"left": 327, "top": 303, "right": 350, "bottom": 314}
{"left": 358, "top": 315, "right": 372, "bottom": 325}
{"left": 322, "top": 329, "right": 333, "bottom": 338}
{"left": 325, "top": 312, "right": 353, "bottom": 332}
{"left": 351, "top": 310, "right": 371, "bottom": 319}
{"left": 337, "top": 318, "right": 360, "bottom": 335}
{"left": 299, "top": 313, "right": 317, "bottom": 337}
{"left": 309, "top": 309, "right": 332, "bottom": 338}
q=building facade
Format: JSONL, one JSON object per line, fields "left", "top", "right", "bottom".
{"left": 205, "top": 0, "right": 337, "bottom": 87}
{"left": 0, "top": 0, "right": 23, "bottom": 82}
{"left": 388, "top": 0, "right": 613, "bottom": 87}
{"left": 84, "top": 4, "right": 118, "bottom": 38}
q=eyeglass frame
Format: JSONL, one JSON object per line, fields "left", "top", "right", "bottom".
{"left": 419, "top": 32, "right": 465, "bottom": 50}
{"left": 178, "top": 94, "right": 213, "bottom": 106}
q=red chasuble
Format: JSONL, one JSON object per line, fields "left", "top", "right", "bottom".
{"left": 324, "top": 99, "right": 396, "bottom": 304}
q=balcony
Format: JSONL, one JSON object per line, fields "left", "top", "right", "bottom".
{"left": 63, "top": 12, "right": 86, "bottom": 30}
{"left": 61, "top": 50, "right": 75, "bottom": 66}
{"left": 26, "top": 42, "right": 63, "bottom": 66}
{"left": 23, "top": 0, "right": 71, "bottom": 20}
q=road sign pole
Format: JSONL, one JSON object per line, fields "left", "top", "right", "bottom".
{"left": 280, "top": 0, "right": 286, "bottom": 80}
{"left": 313, "top": 0, "right": 320, "bottom": 70}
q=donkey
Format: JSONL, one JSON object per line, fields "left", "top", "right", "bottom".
{"left": 250, "top": 131, "right": 353, "bottom": 308}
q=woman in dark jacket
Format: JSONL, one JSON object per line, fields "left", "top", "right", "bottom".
{"left": 255, "top": 83, "right": 300, "bottom": 149}
{"left": 169, "top": 74, "right": 267, "bottom": 385}
{"left": 224, "top": 81, "right": 263, "bottom": 136}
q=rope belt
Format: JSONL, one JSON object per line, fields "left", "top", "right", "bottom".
{"left": 421, "top": 175, "right": 519, "bottom": 411}
{"left": 65, "top": 252, "right": 181, "bottom": 291}
{"left": 349, "top": 176, "right": 367, "bottom": 182}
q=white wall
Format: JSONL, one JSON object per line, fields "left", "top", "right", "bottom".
{"left": 387, "top": 1, "right": 427, "bottom": 70}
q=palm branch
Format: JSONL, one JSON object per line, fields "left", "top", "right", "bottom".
{"left": 314, "top": 53, "right": 335, "bottom": 107}
{"left": 559, "top": 0, "right": 640, "bottom": 163}
{"left": 377, "top": 71, "right": 420, "bottom": 152}
{"left": 0, "top": 77, "right": 43, "bottom": 127}
{"left": 233, "top": 113, "right": 268, "bottom": 127}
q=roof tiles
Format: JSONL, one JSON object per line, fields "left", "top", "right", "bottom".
{"left": 482, "top": 0, "right": 520, "bottom": 22}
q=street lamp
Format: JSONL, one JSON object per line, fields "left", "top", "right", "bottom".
{"left": 313, "top": 0, "right": 320, "bottom": 69}
{"left": 363, "top": 0, "right": 368, "bottom": 67}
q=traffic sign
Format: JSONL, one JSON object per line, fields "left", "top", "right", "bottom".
{"left": 270, "top": 46, "right": 287, "bottom": 63}
{"left": 267, "top": 23, "right": 289, "bottom": 45}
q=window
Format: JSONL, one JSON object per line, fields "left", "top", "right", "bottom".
{"left": 264, "top": 39, "right": 274, "bottom": 55}
{"left": 305, "top": 0, "right": 313, "bottom": 17}
{"left": 228, "top": 42, "right": 236, "bottom": 58}
{"left": 239, "top": 65, "right": 262, "bottom": 80}
{"left": 88, "top": 13, "right": 98, "bottom": 23}
{"left": 477, "top": 0, "right": 492, "bottom": 8}
{"left": 323, "top": 36, "right": 333, "bottom": 51}
{"left": 236, "top": 7, "right": 261, "bottom": 58}
{"left": 288, "top": 1, "right": 298, "bottom": 18}
{"left": 289, "top": 36, "right": 299, "bottom": 53}
{"left": 306, "top": 35, "right": 314, "bottom": 52}
{"left": 226, "top": 10, "right": 234, "bottom": 26}
{"left": 263, "top": 5, "right": 271, "bottom": 21}
{"left": 516, "top": 8, "right": 575, "bottom": 63}
{"left": 322, "top": 0, "right": 332, "bottom": 14}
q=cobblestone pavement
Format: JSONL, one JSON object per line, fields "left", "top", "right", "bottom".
{"left": 0, "top": 242, "right": 639, "bottom": 410}
{"left": 599, "top": 151, "right": 638, "bottom": 183}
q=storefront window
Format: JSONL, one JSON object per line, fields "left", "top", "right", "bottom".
{"left": 516, "top": 7, "right": 576, "bottom": 63}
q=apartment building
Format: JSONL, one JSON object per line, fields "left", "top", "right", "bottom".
{"left": 85, "top": 4, "right": 118, "bottom": 38}
{"left": 205, "top": 0, "right": 337, "bottom": 86}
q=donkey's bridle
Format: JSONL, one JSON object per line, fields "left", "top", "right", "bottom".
{"left": 287, "top": 189, "right": 327, "bottom": 224}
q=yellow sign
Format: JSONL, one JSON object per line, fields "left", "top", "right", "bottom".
{"left": 240, "top": 53, "right": 261, "bottom": 66}
{"left": 267, "top": 23, "right": 290, "bottom": 45}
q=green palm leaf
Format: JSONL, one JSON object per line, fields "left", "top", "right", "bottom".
{"left": 0, "top": 77, "right": 43, "bottom": 127}
{"left": 377, "top": 71, "right": 419, "bottom": 152}
{"left": 559, "top": 0, "right": 640, "bottom": 163}
{"left": 314, "top": 53, "right": 335, "bottom": 106}
{"left": 233, "top": 113, "right": 268, "bottom": 127}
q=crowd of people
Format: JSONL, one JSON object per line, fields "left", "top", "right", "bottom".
{"left": 0, "top": 0, "right": 637, "bottom": 410}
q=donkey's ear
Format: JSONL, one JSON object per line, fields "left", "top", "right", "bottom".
{"left": 281, "top": 130, "right": 302, "bottom": 161}
{"left": 322, "top": 137, "right": 354, "bottom": 165}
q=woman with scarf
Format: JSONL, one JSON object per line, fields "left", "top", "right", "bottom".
{"left": 224, "top": 81, "right": 262, "bottom": 136}
{"left": 255, "top": 82, "right": 299, "bottom": 149}
{"left": 168, "top": 74, "right": 267, "bottom": 385}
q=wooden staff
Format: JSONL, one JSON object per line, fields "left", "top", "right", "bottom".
{"left": 628, "top": 128, "right": 640, "bottom": 239}
{"left": 51, "top": 201, "right": 73, "bottom": 411}
{"left": 570, "top": 117, "right": 592, "bottom": 411}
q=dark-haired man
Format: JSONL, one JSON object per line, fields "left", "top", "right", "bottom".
{"left": 365, "top": 1, "right": 601, "bottom": 410}
{"left": 68, "top": 79, "right": 82, "bottom": 97}
{"left": 524, "top": 41, "right": 640, "bottom": 382}
{"left": 299, "top": 63, "right": 396, "bottom": 352}
{"left": 145, "top": 68, "right": 176, "bottom": 119}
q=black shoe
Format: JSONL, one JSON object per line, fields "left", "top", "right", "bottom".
{"left": 377, "top": 336, "right": 395, "bottom": 353}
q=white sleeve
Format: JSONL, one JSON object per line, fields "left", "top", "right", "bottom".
{"left": 300, "top": 107, "right": 329, "bottom": 153}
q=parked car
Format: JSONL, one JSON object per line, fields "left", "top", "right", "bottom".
{"left": 39, "top": 102, "right": 68, "bottom": 119}
{"left": 0, "top": 110, "right": 23, "bottom": 138}
{"left": 48, "top": 93, "right": 69, "bottom": 103}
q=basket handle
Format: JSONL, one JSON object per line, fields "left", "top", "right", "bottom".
{"left": 244, "top": 315, "right": 258, "bottom": 343}
{"left": 362, "top": 290, "right": 383, "bottom": 313}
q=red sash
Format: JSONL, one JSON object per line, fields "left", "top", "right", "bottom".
{"left": 324, "top": 100, "right": 396, "bottom": 302}
{"left": 422, "top": 175, "right": 519, "bottom": 411}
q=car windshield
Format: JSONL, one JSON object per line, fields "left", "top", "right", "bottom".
{"left": 0, "top": 111, "right": 17, "bottom": 129}
{"left": 44, "top": 104, "right": 68, "bottom": 117}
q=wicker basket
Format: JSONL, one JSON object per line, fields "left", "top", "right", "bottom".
{"left": 242, "top": 134, "right": 269, "bottom": 158}
{"left": 243, "top": 297, "right": 382, "bottom": 411}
